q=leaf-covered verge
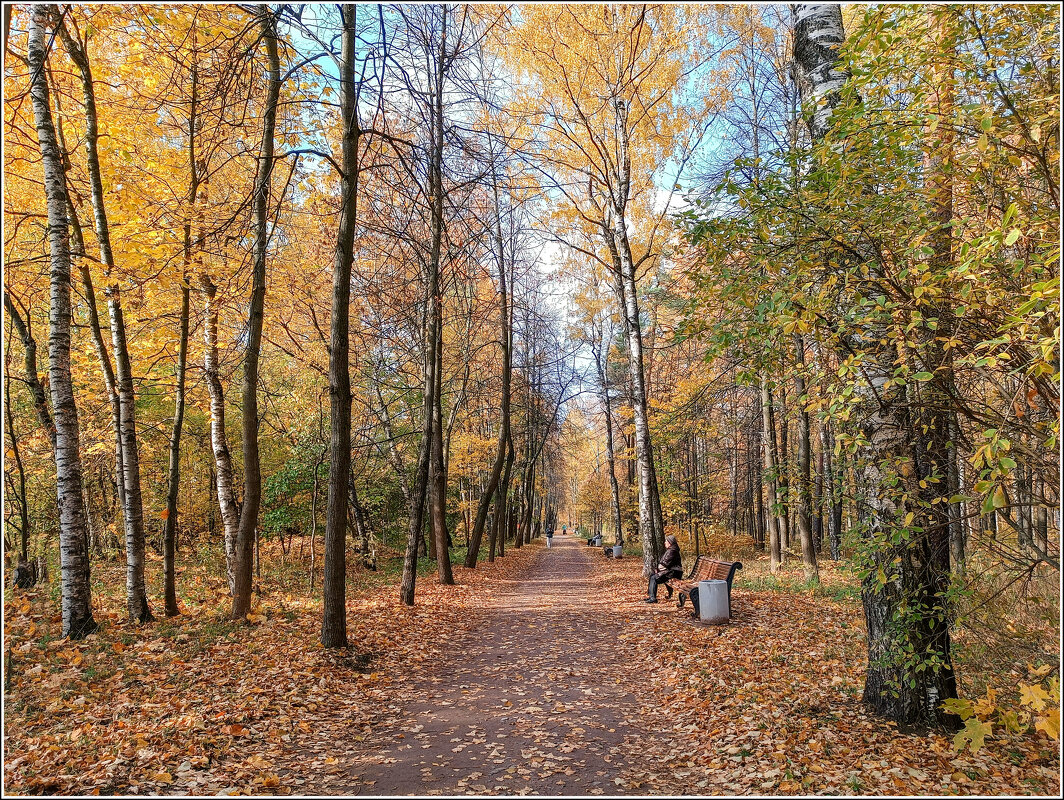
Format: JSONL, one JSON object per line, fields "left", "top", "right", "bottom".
{"left": 3, "top": 543, "right": 540, "bottom": 796}
{"left": 595, "top": 555, "right": 1060, "bottom": 796}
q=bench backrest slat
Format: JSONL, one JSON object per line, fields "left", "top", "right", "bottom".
{"left": 685, "top": 555, "right": 743, "bottom": 588}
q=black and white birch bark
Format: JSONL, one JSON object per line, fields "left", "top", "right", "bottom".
{"left": 28, "top": 5, "right": 97, "bottom": 638}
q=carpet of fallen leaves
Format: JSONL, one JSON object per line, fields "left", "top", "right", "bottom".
{"left": 3, "top": 544, "right": 542, "bottom": 796}
{"left": 3, "top": 538, "right": 1060, "bottom": 796}
{"left": 596, "top": 556, "right": 1061, "bottom": 796}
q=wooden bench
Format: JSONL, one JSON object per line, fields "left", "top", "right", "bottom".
{"left": 665, "top": 556, "right": 743, "bottom": 617}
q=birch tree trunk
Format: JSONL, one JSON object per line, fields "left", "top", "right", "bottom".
{"left": 107, "top": 288, "right": 153, "bottom": 622}
{"left": 200, "top": 274, "right": 240, "bottom": 592}
{"left": 51, "top": 32, "right": 126, "bottom": 539}
{"left": 28, "top": 4, "right": 97, "bottom": 639}
{"left": 56, "top": 12, "right": 152, "bottom": 622}
{"left": 794, "top": 2, "right": 959, "bottom": 727}
{"left": 614, "top": 227, "right": 666, "bottom": 573}
{"left": 792, "top": 4, "right": 850, "bottom": 142}
{"left": 596, "top": 329, "right": 624, "bottom": 547}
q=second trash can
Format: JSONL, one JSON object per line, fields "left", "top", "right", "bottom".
{"left": 698, "top": 579, "right": 730, "bottom": 624}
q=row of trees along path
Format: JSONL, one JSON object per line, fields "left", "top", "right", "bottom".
{"left": 4, "top": 4, "right": 1057, "bottom": 788}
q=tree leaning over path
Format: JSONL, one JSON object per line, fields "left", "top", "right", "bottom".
{"left": 26, "top": 4, "right": 97, "bottom": 639}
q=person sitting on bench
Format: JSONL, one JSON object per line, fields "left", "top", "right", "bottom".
{"left": 644, "top": 535, "right": 682, "bottom": 603}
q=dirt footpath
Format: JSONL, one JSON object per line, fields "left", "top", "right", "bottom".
{"left": 337, "top": 534, "right": 677, "bottom": 796}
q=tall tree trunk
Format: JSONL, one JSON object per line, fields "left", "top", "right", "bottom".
{"left": 595, "top": 90, "right": 666, "bottom": 576}
{"left": 604, "top": 236, "right": 662, "bottom": 576}
{"left": 794, "top": 335, "right": 819, "bottom": 582}
{"left": 57, "top": 13, "right": 152, "bottom": 622}
{"left": 599, "top": 346, "right": 624, "bottom": 547}
{"left": 163, "top": 48, "right": 201, "bottom": 615}
{"left": 401, "top": 7, "right": 448, "bottom": 606}
{"left": 52, "top": 34, "right": 126, "bottom": 533}
{"left": 322, "top": 4, "right": 359, "bottom": 645}
{"left": 163, "top": 275, "right": 191, "bottom": 616}
{"left": 794, "top": 2, "right": 958, "bottom": 727}
{"left": 28, "top": 5, "right": 97, "bottom": 638}
{"left": 761, "top": 374, "right": 783, "bottom": 571}
{"left": 230, "top": 5, "right": 279, "bottom": 621}
{"left": 200, "top": 274, "right": 240, "bottom": 592}
{"left": 464, "top": 165, "right": 512, "bottom": 568}
{"left": 107, "top": 289, "right": 153, "bottom": 622}
{"left": 430, "top": 300, "right": 454, "bottom": 583}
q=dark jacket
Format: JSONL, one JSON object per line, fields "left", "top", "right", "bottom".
{"left": 655, "top": 544, "right": 682, "bottom": 579}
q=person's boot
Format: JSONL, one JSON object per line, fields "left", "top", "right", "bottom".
{"left": 664, "top": 585, "right": 674, "bottom": 600}
{"left": 644, "top": 596, "right": 657, "bottom": 603}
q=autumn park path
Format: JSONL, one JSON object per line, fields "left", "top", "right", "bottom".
{"left": 339, "top": 534, "right": 673, "bottom": 796}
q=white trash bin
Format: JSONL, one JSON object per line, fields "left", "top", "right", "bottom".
{"left": 612, "top": 544, "right": 623, "bottom": 558}
{"left": 698, "top": 579, "right": 730, "bottom": 624}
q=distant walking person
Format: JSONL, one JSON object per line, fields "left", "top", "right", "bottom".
{"left": 546, "top": 526, "right": 554, "bottom": 549}
{"left": 644, "top": 535, "right": 682, "bottom": 603}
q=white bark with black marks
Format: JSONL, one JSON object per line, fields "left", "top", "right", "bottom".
{"left": 28, "top": 5, "right": 97, "bottom": 639}
{"left": 793, "top": 3, "right": 959, "bottom": 728}
{"left": 56, "top": 8, "right": 153, "bottom": 622}
{"left": 200, "top": 274, "right": 240, "bottom": 592}
{"left": 107, "top": 287, "right": 153, "bottom": 622}
{"left": 792, "top": 4, "right": 849, "bottom": 142}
